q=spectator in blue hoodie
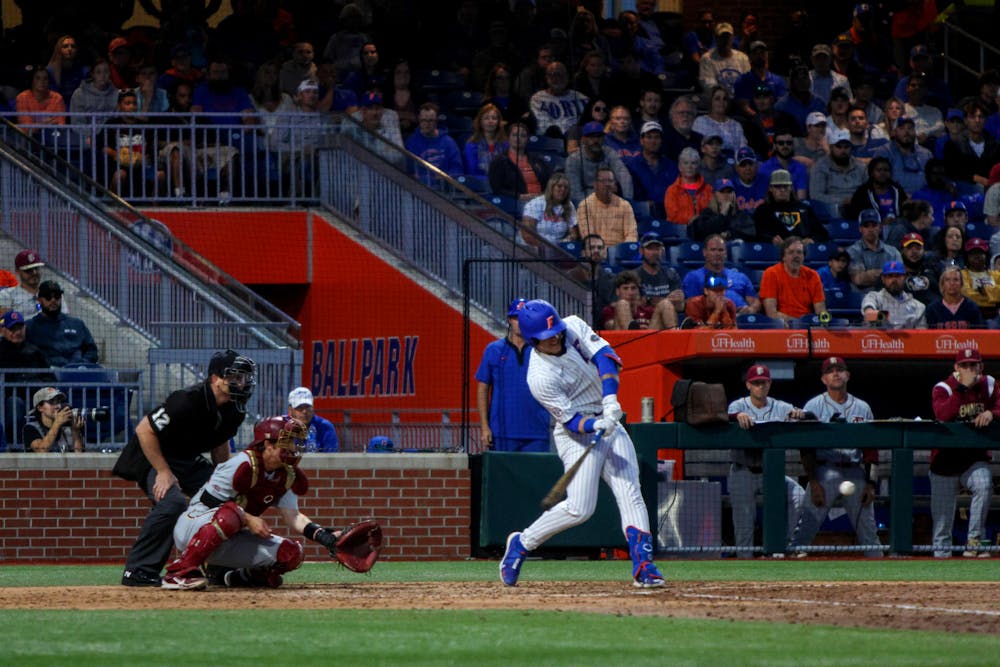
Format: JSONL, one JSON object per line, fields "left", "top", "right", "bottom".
{"left": 405, "top": 102, "right": 464, "bottom": 185}
{"left": 25, "top": 281, "right": 99, "bottom": 368}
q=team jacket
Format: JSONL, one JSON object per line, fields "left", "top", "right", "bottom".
{"left": 930, "top": 374, "right": 1000, "bottom": 475}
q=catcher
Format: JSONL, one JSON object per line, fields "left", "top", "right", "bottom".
{"left": 162, "top": 415, "right": 381, "bottom": 590}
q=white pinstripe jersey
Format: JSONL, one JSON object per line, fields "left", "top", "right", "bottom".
{"left": 526, "top": 316, "right": 609, "bottom": 430}
{"left": 802, "top": 391, "right": 873, "bottom": 464}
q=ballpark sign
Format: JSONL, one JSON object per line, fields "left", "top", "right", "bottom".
{"left": 310, "top": 337, "right": 419, "bottom": 398}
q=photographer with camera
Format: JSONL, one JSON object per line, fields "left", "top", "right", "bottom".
{"left": 24, "top": 387, "right": 85, "bottom": 453}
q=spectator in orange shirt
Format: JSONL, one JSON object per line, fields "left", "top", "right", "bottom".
{"left": 665, "top": 147, "right": 713, "bottom": 224}
{"left": 15, "top": 65, "right": 66, "bottom": 134}
{"left": 683, "top": 273, "right": 738, "bottom": 328}
{"left": 759, "top": 236, "right": 828, "bottom": 324}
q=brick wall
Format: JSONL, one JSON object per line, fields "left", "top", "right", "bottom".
{"left": 0, "top": 454, "right": 471, "bottom": 563}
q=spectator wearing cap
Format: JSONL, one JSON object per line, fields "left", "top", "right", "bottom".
{"left": 759, "top": 129, "right": 809, "bottom": 200}
{"left": 943, "top": 101, "right": 1000, "bottom": 190}
{"left": 831, "top": 32, "right": 868, "bottom": 92}
{"left": 818, "top": 247, "right": 852, "bottom": 291}
{"left": 157, "top": 44, "right": 203, "bottom": 92}
{"left": 794, "top": 111, "right": 831, "bottom": 168}
{"left": 636, "top": 232, "right": 684, "bottom": 318}
{"left": 901, "top": 73, "right": 944, "bottom": 143}
{"left": 775, "top": 65, "right": 826, "bottom": 135}
{"left": 740, "top": 84, "right": 800, "bottom": 159}
{"left": 566, "top": 121, "right": 633, "bottom": 205}
{"left": 693, "top": 85, "right": 747, "bottom": 158}
{"left": 682, "top": 9, "right": 716, "bottom": 66}
{"left": 754, "top": 169, "right": 827, "bottom": 246}
{"left": 937, "top": 108, "right": 968, "bottom": 159}
{"left": 682, "top": 234, "right": 760, "bottom": 312}
{"left": 846, "top": 207, "right": 903, "bottom": 292}
{"left": 405, "top": 102, "right": 464, "bottom": 183}
{"left": 690, "top": 183, "right": 757, "bottom": 244}
{"left": 886, "top": 198, "right": 934, "bottom": 252}
{"left": 960, "top": 237, "right": 1000, "bottom": 318}
{"left": 875, "top": 114, "right": 932, "bottom": 195}
{"left": 697, "top": 133, "right": 734, "bottom": 190}
{"left": 861, "top": 260, "right": 927, "bottom": 328}
{"left": 911, "top": 159, "right": 959, "bottom": 226}
{"left": 0, "top": 249, "right": 52, "bottom": 316}
{"left": 25, "top": 281, "right": 99, "bottom": 368}
{"left": 846, "top": 156, "right": 905, "bottom": 226}
{"left": 661, "top": 95, "right": 704, "bottom": 163}
{"left": 69, "top": 59, "right": 117, "bottom": 123}
{"left": 279, "top": 42, "right": 317, "bottom": 98}
{"left": 285, "top": 386, "right": 339, "bottom": 452}
{"left": 664, "top": 147, "right": 713, "bottom": 225}
{"left": 683, "top": 272, "right": 737, "bottom": 329}
{"left": 940, "top": 200, "right": 969, "bottom": 239}
{"left": 809, "top": 129, "right": 867, "bottom": 216}
{"left": 790, "top": 355, "right": 881, "bottom": 559}
{"left": 759, "top": 236, "right": 828, "bottom": 323}
{"left": 698, "top": 21, "right": 750, "bottom": 97}
{"left": 925, "top": 266, "right": 982, "bottom": 329}
{"left": 732, "top": 40, "right": 787, "bottom": 118}
{"left": 929, "top": 347, "right": 998, "bottom": 558}
{"left": 898, "top": 230, "right": 941, "bottom": 305}
{"left": 845, "top": 105, "right": 889, "bottom": 163}
{"left": 732, "top": 146, "right": 769, "bottom": 214}
{"left": 23, "top": 386, "right": 85, "bottom": 453}
{"left": 603, "top": 104, "right": 640, "bottom": 159}
{"left": 726, "top": 362, "right": 807, "bottom": 557}
{"left": 0, "top": 310, "right": 55, "bottom": 449}
{"left": 576, "top": 166, "right": 637, "bottom": 246}
{"left": 625, "top": 121, "right": 678, "bottom": 220}
{"left": 810, "top": 43, "right": 852, "bottom": 105}
{"left": 347, "top": 91, "right": 404, "bottom": 163}
{"left": 107, "top": 36, "right": 135, "bottom": 90}
{"left": 893, "top": 44, "right": 953, "bottom": 111}
{"left": 529, "top": 61, "right": 589, "bottom": 139}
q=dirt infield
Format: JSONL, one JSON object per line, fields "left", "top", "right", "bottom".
{"left": 2, "top": 581, "right": 998, "bottom": 633}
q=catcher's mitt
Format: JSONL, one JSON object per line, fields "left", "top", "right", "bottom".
{"left": 332, "top": 519, "right": 382, "bottom": 573}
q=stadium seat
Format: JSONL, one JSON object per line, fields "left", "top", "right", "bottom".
{"left": 657, "top": 222, "right": 691, "bottom": 245}
{"left": 638, "top": 218, "right": 664, "bottom": 237}
{"left": 559, "top": 241, "right": 581, "bottom": 258}
{"left": 56, "top": 363, "right": 133, "bottom": 447}
{"left": 609, "top": 241, "right": 641, "bottom": 268}
{"left": 442, "top": 90, "right": 485, "bottom": 116}
{"left": 415, "top": 69, "right": 464, "bottom": 92}
{"left": 828, "top": 220, "right": 861, "bottom": 244}
{"left": 675, "top": 241, "right": 705, "bottom": 269}
{"left": 966, "top": 221, "right": 991, "bottom": 240}
{"left": 735, "top": 313, "right": 785, "bottom": 329}
{"left": 739, "top": 242, "right": 780, "bottom": 270}
{"left": 536, "top": 152, "right": 566, "bottom": 172}
{"left": 805, "top": 242, "right": 833, "bottom": 267}
{"left": 487, "top": 195, "right": 521, "bottom": 217}
{"left": 526, "top": 135, "right": 565, "bottom": 154}
{"left": 825, "top": 288, "right": 864, "bottom": 321}
{"left": 438, "top": 114, "right": 473, "bottom": 134}
{"left": 789, "top": 314, "right": 850, "bottom": 328}
{"left": 807, "top": 199, "right": 837, "bottom": 221}
{"left": 456, "top": 175, "right": 490, "bottom": 196}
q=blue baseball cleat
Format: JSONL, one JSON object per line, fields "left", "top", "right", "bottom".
{"left": 633, "top": 560, "right": 665, "bottom": 588}
{"left": 500, "top": 532, "right": 527, "bottom": 586}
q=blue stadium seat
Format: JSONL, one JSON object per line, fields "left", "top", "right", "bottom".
{"left": 807, "top": 199, "right": 837, "bottom": 221}
{"left": 536, "top": 152, "right": 566, "bottom": 172}
{"left": 456, "top": 175, "right": 490, "bottom": 195}
{"left": 675, "top": 241, "right": 704, "bottom": 269}
{"left": 56, "top": 363, "right": 133, "bottom": 447}
{"left": 736, "top": 313, "right": 785, "bottom": 329}
{"left": 438, "top": 114, "right": 473, "bottom": 134}
{"left": 415, "top": 69, "right": 464, "bottom": 92}
{"left": 739, "top": 242, "right": 780, "bottom": 270}
{"left": 966, "top": 221, "right": 991, "bottom": 241}
{"left": 559, "top": 241, "right": 581, "bottom": 258}
{"left": 442, "top": 90, "right": 485, "bottom": 116}
{"left": 825, "top": 288, "right": 864, "bottom": 321}
{"left": 638, "top": 218, "right": 664, "bottom": 237}
{"left": 609, "top": 241, "right": 642, "bottom": 268}
{"left": 805, "top": 242, "right": 833, "bottom": 267}
{"left": 526, "top": 135, "right": 565, "bottom": 154}
{"left": 488, "top": 195, "right": 521, "bottom": 217}
{"left": 828, "top": 219, "right": 861, "bottom": 244}
{"left": 657, "top": 222, "right": 691, "bottom": 245}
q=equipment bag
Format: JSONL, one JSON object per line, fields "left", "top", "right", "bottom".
{"left": 670, "top": 380, "right": 728, "bottom": 425}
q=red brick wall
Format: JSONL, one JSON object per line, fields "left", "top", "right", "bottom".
{"left": 0, "top": 454, "right": 471, "bottom": 563}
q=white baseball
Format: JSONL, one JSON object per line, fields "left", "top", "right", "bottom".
{"left": 838, "top": 481, "right": 856, "bottom": 496}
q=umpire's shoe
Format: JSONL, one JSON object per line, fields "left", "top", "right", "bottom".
{"left": 121, "top": 568, "right": 162, "bottom": 587}
{"left": 500, "top": 532, "right": 527, "bottom": 587}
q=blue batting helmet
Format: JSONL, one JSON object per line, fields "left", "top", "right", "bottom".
{"left": 518, "top": 299, "right": 567, "bottom": 343}
{"left": 507, "top": 298, "right": 527, "bottom": 317}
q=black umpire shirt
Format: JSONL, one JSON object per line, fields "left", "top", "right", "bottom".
{"left": 112, "top": 382, "right": 245, "bottom": 483}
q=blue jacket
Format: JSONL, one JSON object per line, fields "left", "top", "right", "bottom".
{"left": 25, "top": 312, "right": 98, "bottom": 367}
{"left": 310, "top": 414, "right": 339, "bottom": 452}
{"left": 405, "top": 131, "right": 464, "bottom": 182}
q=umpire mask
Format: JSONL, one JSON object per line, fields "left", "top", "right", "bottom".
{"left": 210, "top": 349, "right": 257, "bottom": 413}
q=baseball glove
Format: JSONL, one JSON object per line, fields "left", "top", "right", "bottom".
{"left": 331, "top": 519, "right": 382, "bottom": 573}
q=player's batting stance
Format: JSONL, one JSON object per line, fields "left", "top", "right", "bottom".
{"left": 499, "top": 300, "right": 665, "bottom": 588}
{"left": 163, "top": 416, "right": 349, "bottom": 589}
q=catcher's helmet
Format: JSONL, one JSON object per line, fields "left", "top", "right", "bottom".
{"left": 208, "top": 349, "right": 257, "bottom": 414}
{"left": 253, "top": 415, "right": 307, "bottom": 465}
{"left": 507, "top": 297, "right": 527, "bottom": 318}
{"left": 518, "top": 299, "right": 566, "bottom": 343}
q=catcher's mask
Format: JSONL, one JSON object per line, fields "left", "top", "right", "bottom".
{"left": 209, "top": 349, "right": 257, "bottom": 414}
{"left": 253, "top": 415, "right": 307, "bottom": 465}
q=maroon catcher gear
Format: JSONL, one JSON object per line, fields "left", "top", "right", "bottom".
{"left": 165, "top": 502, "right": 245, "bottom": 577}
{"left": 252, "top": 415, "right": 308, "bottom": 465}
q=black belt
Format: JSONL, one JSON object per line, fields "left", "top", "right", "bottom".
{"left": 200, "top": 490, "right": 226, "bottom": 508}
{"left": 733, "top": 463, "right": 763, "bottom": 474}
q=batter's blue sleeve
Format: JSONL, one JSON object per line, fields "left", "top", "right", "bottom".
{"left": 592, "top": 345, "right": 621, "bottom": 396}
{"left": 565, "top": 413, "right": 598, "bottom": 434}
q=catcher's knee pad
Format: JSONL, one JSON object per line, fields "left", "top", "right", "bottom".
{"left": 272, "top": 538, "right": 304, "bottom": 574}
{"left": 212, "top": 501, "right": 246, "bottom": 539}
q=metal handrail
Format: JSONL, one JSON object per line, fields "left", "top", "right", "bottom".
{"left": 940, "top": 18, "right": 1000, "bottom": 83}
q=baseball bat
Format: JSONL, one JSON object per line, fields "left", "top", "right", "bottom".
{"left": 540, "top": 430, "right": 604, "bottom": 510}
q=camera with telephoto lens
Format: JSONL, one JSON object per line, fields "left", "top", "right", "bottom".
{"left": 70, "top": 406, "right": 111, "bottom": 422}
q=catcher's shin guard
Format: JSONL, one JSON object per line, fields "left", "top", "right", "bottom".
{"left": 229, "top": 538, "right": 303, "bottom": 588}
{"left": 167, "top": 502, "right": 245, "bottom": 577}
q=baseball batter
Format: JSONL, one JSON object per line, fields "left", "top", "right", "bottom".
{"left": 499, "top": 300, "right": 665, "bottom": 588}
{"left": 788, "top": 356, "right": 882, "bottom": 557}
{"left": 728, "top": 364, "right": 807, "bottom": 557}
{"left": 162, "top": 416, "right": 344, "bottom": 589}
{"left": 930, "top": 347, "right": 998, "bottom": 558}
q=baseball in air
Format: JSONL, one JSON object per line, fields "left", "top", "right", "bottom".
{"left": 838, "top": 481, "right": 856, "bottom": 496}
